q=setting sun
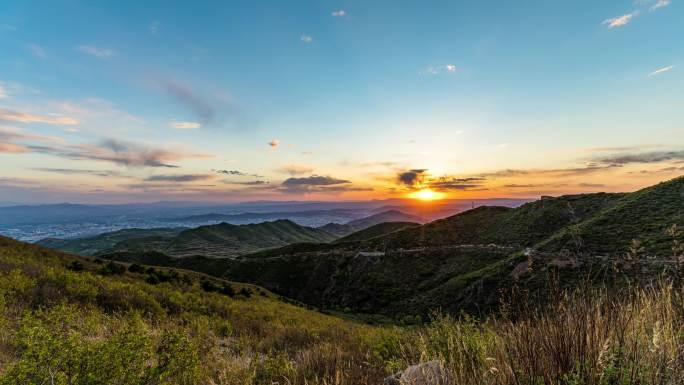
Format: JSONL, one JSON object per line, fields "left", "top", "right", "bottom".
{"left": 410, "top": 189, "right": 444, "bottom": 201}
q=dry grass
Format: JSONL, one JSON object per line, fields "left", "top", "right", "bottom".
{"left": 3, "top": 235, "right": 684, "bottom": 384}
{"left": 395, "top": 280, "right": 684, "bottom": 385}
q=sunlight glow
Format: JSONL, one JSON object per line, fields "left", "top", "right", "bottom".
{"left": 410, "top": 189, "right": 445, "bottom": 201}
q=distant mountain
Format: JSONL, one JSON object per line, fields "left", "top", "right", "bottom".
{"left": 92, "top": 219, "right": 336, "bottom": 258}
{"left": 368, "top": 192, "right": 624, "bottom": 249}
{"left": 165, "top": 208, "right": 366, "bottom": 228}
{"left": 319, "top": 210, "right": 423, "bottom": 237}
{"left": 37, "top": 227, "right": 184, "bottom": 256}
{"left": 160, "top": 219, "right": 336, "bottom": 257}
{"left": 100, "top": 176, "right": 684, "bottom": 317}
{"left": 333, "top": 222, "right": 420, "bottom": 243}
{"left": 0, "top": 203, "right": 119, "bottom": 225}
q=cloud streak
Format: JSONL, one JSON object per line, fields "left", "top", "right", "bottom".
{"left": 2, "top": 128, "right": 210, "bottom": 168}
{"left": 0, "top": 142, "right": 29, "bottom": 153}
{"left": 282, "top": 175, "right": 351, "bottom": 187}
{"left": 276, "top": 164, "right": 314, "bottom": 176}
{"left": 279, "top": 175, "right": 364, "bottom": 194}
{"left": 603, "top": 11, "right": 638, "bottom": 28}
{"left": 648, "top": 65, "right": 675, "bottom": 77}
{"left": 214, "top": 169, "right": 263, "bottom": 178}
{"left": 163, "top": 79, "right": 216, "bottom": 125}
{"left": 170, "top": 120, "right": 201, "bottom": 129}
{"left": 651, "top": 0, "right": 670, "bottom": 11}
{"left": 76, "top": 45, "right": 116, "bottom": 58}
{"left": 144, "top": 174, "right": 213, "bottom": 182}
{"left": 0, "top": 108, "right": 79, "bottom": 125}
{"left": 593, "top": 150, "right": 684, "bottom": 165}
{"left": 30, "top": 168, "right": 123, "bottom": 177}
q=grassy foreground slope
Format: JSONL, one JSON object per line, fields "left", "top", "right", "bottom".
{"left": 0, "top": 235, "right": 392, "bottom": 384}
{"left": 3, "top": 236, "right": 684, "bottom": 385}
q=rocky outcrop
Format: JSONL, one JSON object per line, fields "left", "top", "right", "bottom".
{"left": 383, "top": 360, "right": 451, "bottom": 385}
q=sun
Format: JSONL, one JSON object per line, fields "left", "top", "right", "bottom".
{"left": 410, "top": 189, "right": 444, "bottom": 201}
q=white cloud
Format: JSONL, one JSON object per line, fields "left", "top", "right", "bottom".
{"left": 0, "top": 142, "right": 29, "bottom": 153}
{"left": 269, "top": 139, "right": 280, "bottom": 148}
{"left": 149, "top": 21, "right": 160, "bottom": 35}
{"left": 332, "top": 10, "right": 347, "bottom": 17}
{"left": 419, "top": 66, "right": 439, "bottom": 75}
{"left": 651, "top": 0, "right": 671, "bottom": 11}
{"left": 648, "top": 65, "right": 675, "bottom": 76}
{"left": 602, "top": 11, "right": 639, "bottom": 28}
{"left": 277, "top": 164, "right": 314, "bottom": 176}
{"left": 300, "top": 35, "right": 313, "bottom": 43}
{"left": 0, "top": 85, "right": 6, "bottom": 99}
{"left": 76, "top": 45, "right": 116, "bottom": 59}
{"left": 0, "top": 108, "right": 79, "bottom": 125}
{"left": 170, "top": 120, "right": 201, "bottom": 129}
{"left": 420, "top": 64, "right": 458, "bottom": 75}
{"left": 27, "top": 43, "right": 47, "bottom": 59}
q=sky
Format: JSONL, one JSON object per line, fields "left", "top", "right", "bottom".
{"left": 0, "top": 0, "right": 683, "bottom": 204}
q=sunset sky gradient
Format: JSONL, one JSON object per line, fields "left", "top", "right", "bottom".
{"left": 0, "top": 0, "right": 683, "bottom": 203}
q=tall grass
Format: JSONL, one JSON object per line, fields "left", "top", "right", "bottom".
{"left": 394, "top": 280, "right": 684, "bottom": 385}
{"left": 2, "top": 236, "right": 684, "bottom": 384}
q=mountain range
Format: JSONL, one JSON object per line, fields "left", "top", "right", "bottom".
{"left": 36, "top": 209, "right": 422, "bottom": 258}
{"left": 91, "top": 176, "right": 684, "bottom": 317}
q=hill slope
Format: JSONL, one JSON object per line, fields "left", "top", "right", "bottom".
{"left": 538, "top": 176, "right": 684, "bottom": 254}
{"left": 0, "top": 235, "right": 389, "bottom": 384}
{"left": 37, "top": 227, "right": 184, "bottom": 255}
{"left": 42, "top": 219, "right": 336, "bottom": 258}
{"left": 334, "top": 222, "right": 420, "bottom": 243}
{"left": 101, "top": 177, "right": 684, "bottom": 317}
{"left": 319, "top": 210, "right": 422, "bottom": 237}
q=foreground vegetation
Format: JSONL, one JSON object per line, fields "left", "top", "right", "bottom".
{"left": 3, "top": 224, "right": 684, "bottom": 383}
{"left": 0, "top": 236, "right": 388, "bottom": 384}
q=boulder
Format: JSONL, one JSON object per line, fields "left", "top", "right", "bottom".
{"left": 383, "top": 360, "right": 451, "bottom": 385}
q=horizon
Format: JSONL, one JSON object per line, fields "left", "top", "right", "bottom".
{"left": 1, "top": 1, "right": 683, "bottom": 204}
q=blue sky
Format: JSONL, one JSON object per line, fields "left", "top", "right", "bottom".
{"left": 0, "top": 0, "right": 682, "bottom": 203}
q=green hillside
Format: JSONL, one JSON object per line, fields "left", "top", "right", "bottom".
{"left": 373, "top": 192, "right": 624, "bottom": 249}
{"left": 43, "top": 219, "right": 337, "bottom": 258}
{"left": 319, "top": 210, "right": 422, "bottom": 237}
{"left": 4, "top": 236, "right": 683, "bottom": 385}
{"left": 156, "top": 219, "right": 336, "bottom": 257}
{"left": 539, "top": 176, "right": 684, "bottom": 254}
{"left": 334, "top": 222, "right": 420, "bottom": 243}
{"left": 37, "top": 227, "right": 184, "bottom": 256}
{"left": 99, "top": 177, "right": 684, "bottom": 317}
{"left": 0, "top": 235, "right": 393, "bottom": 384}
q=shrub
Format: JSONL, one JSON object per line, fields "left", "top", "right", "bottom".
{"left": 67, "top": 260, "right": 85, "bottom": 271}
{"left": 99, "top": 261, "right": 126, "bottom": 275}
{"left": 128, "top": 263, "right": 145, "bottom": 273}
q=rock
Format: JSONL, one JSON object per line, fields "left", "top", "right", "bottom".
{"left": 383, "top": 360, "right": 451, "bottom": 385}
{"left": 383, "top": 372, "right": 401, "bottom": 385}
